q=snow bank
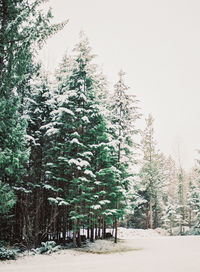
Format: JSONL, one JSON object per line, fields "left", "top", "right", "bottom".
{"left": 117, "top": 227, "right": 168, "bottom": 239}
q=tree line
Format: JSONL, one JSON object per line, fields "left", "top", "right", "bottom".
{"left": 0, "top": 0, "right": 200, "bottom": 250}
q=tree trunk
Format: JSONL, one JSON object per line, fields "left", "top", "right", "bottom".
{"left": 87, "top": 226, "right": 90, "bottom": 239}
{"left": 114, "top": 217, "right": 118, "bottom": 243}
{"left": 150, "top": 195, "right": 153, "bottom": 229}
{"left": 95, "top": 224, "right": 98, "bottom": 239}
{"left": 98, "top": 218, "right": 101, "bottom": 238}
{"left": 73, "top": 229, "right": 77, "bottom": 247}
{"left": 102, "top": 216, "right": 106, "bottom": 239}
{"left": 189, "top": 209, "right": 191, "bottom": 228}
{"left": 62, "top": 207, "right": 67, "bottom": 244}
{"left": 34, "top": 188, "right": 43, "bottom": 248}
{"left": 146, "top": 208, "right": 148, "bottom": 229}
{"left": 115, "top": 200, "right": 119, "bottom": 243}
{"left": 77, "top": 229, "right": 81, "bottom": 247}
{"left": 73, "top": 205, "right": 77, "bottom": 247}
{"left": 90, "top": 224, "right": 94, "bottom": 242}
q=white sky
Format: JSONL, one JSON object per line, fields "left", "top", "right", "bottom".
{"left": 39, "top": 0, "right": 200, "bottom": 171}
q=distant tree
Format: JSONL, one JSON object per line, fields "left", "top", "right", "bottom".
{"left": 139, "top": 114, "right": 163, "bottom": 229}
{"left": 160, "top": 156, "right": 179, "bottom": 233}
{"left": 186, "top": 162, "right": 200, "bottom": 230}
{"left": 186, "top": 179, "right": 200, "bottom": 228}
{"left": 176, "top": 168, "right": 187, "bottom": 234}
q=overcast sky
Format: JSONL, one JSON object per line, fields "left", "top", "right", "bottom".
{"left": 39, "top": 0, "right": 200, "bottom": 171}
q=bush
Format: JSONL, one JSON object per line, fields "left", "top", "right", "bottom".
{"left": 183, "top": 228, "right": 200, "bottom": 236}
{"left": 34, "top": 241, "right": 61, "bottom": 255}
{"left": 0, "top": 247, "right": 17, "bottom": 260}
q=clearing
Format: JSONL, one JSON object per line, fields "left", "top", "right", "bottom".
{"left": 0, "top": 235, "right": 200, "bottom": 272}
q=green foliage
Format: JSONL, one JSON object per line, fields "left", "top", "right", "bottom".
{"left": 0, "top": 99, "right": 28, "bottom": 186}
{"left": 0, "top": 0, "right": 67, "bottom": 99}
{"left": 184, "top": 228, "right": 200, "bottom": 236}
{"left": 0, "top": 247, "right": 17, "bottom": 260}
{"left": 0, "top": 182, "right": 17, "bottom": 241}
{"left": 44, "top": 32, "right": 118, "bottom": 243}
{"left": 0, "top": 181, "right": 16, "bottom": 214}
{"left": 0, "top": 0, "right": 67, "bottom": 246}
{"left": 34, "top": 241, "right": 61, "bottom": 254}
{"left": 109, "top": 70, "right": 141, "bottom": 219}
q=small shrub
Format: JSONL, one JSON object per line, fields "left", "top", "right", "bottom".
{"left": 183, "top": 228, "right": 200, "bottom": 236}
{"left": 0, "top": 247, "right": 17, "bottom": 260}
{"left": 34, "top": 241, "right": 61, "bottom": 255}
{"left": 13, "top": 243, "right": 27, "bottom": 253}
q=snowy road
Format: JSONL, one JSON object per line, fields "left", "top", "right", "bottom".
{"left": 1, "top": 236, "right": 200, "bottom": 272}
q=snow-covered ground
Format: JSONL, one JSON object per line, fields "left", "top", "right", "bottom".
{"left": 117, "top": 227, "right": 167, "bottom": 238}
{"left": 1, "top": 231, "right": 200, "bottom": 272}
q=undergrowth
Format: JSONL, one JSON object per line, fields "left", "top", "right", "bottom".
{"left": 77, "top": 239, "right": 140, "bottom": 254}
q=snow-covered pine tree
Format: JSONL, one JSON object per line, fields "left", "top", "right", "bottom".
{"left": 139, "top": 114, "right": 164, "bottom": 229}
{"left": 162, "top": 200, "right": 178, "bottom": 234}
{"left": 0, "top": 0, "right": 67, "bottom": 100}
{"left": 186, "top": 165, "right": 200, "bottom": 231}
{"left": 45, "top": 32, "right": 116, "bottom": 246}
{"left": 109, "top": 70, "right": 140, "bottom": 242}
{"left": 151, "top": 153, "right": 166, "bottom": 228}
{"left": 0, "top": 0, "right": 67, "bottom": 244}
{"left": 21, "top": 71, "right": 56, "bottom": 247}
{"left": 160, "top": 156, "right": 179, "bottom": 233}
{"left": 186, "top": 179, "right": 200, "bottom": 228}
{"left": 176, "top": 168, "right": 187, "bottom": 234}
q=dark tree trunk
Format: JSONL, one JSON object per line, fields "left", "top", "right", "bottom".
{"left": 150, "top": 195, "right": 153, "bottom": 229}
{"left": 114, "top": 217, "right": 118, "bottom": 243}
{"left": 90, "top": 224, "right": 94, "bottom": 242}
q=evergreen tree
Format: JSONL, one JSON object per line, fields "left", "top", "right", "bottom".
{"left": 0, "top": 0, "right": 67, "bottom": 245}
{"left": 21, "top": 71, "right": 55, "bottom": 247}
{"left": 160, "top": 156, "right": 179, "bottom": 234}
{"left": 139, "top": 114, "right": 162, "bottom": 229}
{"left": 0, "top": 182, "right": 16, "bottom": 241}
{"left": 186, "top": 179, "right": 200, "bottom": 228}
{"left": 109, "top": 70, "right": 140, "bottom": 241}
{"left": 176, "top": 168, "right": 187, "bottom": 234}
{"left": 45, "top": 32, "right": 117, "bottom": 246}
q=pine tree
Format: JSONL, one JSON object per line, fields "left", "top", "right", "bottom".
{"left": 0, "top": 182, "right": 16, "bottom": 241}
{"left": 176, "top": 168, "right": 187, "bottom": 234}
{"left": 109, "top": 70, "right": 140, "bottom": 242}
{"left": 187, "top": 179, "right": 200, "bottom": 228}
{"left": 45, "top": 32, "right": 116, "bottom": 246}
{"left": 139, "top": 114, "right": 163, "bottom": 229}
{"left": 0, "top": 0, "right": 67, "bottom": 245}
{"left": 21, "top": 71, "right": 55, "bottom": 247}
{"left": 162, "top": 200, "right": 178, "bottom": 234}
{"left": 160, "top": 156, "right": 179, "bottom": 234}
{"left": 0, "top": 0, "right": 67, "bottom": 99}
{"left": 185, "top": 165, "right": 200, "bottom": 231}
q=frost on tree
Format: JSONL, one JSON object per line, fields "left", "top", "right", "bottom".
{"left": 45, "top": 32, "right": 124, "bottom": 246}
{"left": 109, "top": 69, "right": 141, "bottom": 242}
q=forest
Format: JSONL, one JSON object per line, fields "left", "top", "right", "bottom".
{"left": 0, "top": 0, "right": 200, "bottom": 254}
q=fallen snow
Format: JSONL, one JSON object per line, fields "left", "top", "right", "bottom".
{"left": 1, "top": 236, "right": 200, "bottom": 272}
{"left": 117, "top": 227, "right": 168, "bottom": 239}
{"left": 79, "top": 239, "right": 134, "bottom": 254}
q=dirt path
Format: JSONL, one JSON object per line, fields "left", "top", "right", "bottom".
{"left": 1, "top": 236, "right": 200, "bottom": 272}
